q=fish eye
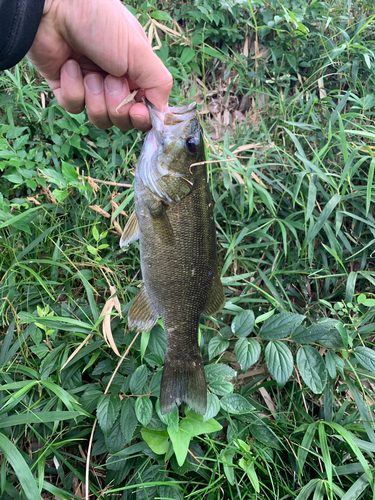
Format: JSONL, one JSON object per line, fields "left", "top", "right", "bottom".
{"left": 185, "top": 136, "right": 199, "bottom": 153}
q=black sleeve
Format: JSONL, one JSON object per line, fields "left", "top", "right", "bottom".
{"left": 0, "top": 0, "right": 45, "bottom": 71}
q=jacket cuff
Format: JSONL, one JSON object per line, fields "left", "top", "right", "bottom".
{"left": 0, "top": 0, "right": 46, "bottom": 70}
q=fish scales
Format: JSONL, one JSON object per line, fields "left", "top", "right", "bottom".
{"left": 120, "top": 100, "right": 225, "bottom": 415}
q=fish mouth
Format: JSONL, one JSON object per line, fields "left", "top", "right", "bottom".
{"left": 145, "top": 98, "right": 198, "bottom": 133}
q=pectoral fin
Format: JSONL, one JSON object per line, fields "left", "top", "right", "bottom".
{"left": 120, "top": 211, "right": 139, "bottom": 248}
{"left": 128, "top": 283, "right": 159, "bottom": 332}
{"left": 203, "top": 271, "right": 225, "bottom": 316}
{"left": 148, "top": 199, "right": 174, "bottom": 245}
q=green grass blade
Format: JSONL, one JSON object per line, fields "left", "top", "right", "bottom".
{"left": 303, "top": 194, "right": 341, "bottom": 249}
{"left": 366, "top": 157, "right": 375, "bottom": 216}
{"left": 0, "top": 433, "right": 40, "bottom": 500}
{"left": 318, "top": 422, "right": 333, "bottom": 498}
{"left": 341, "top": 473, "right": 369, "bottom": 500}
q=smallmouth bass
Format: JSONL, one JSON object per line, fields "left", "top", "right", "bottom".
{"left": 120, "top": 100, "right": 225, "bottom": 415}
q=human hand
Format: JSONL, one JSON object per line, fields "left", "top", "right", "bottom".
{"left": 27, "top": 0, "right": 172, "bottom": 131}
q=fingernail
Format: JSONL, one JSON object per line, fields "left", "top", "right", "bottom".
{"left": 66, "top": 60, "right": 79, "bottom": 78}
{"left": 85, "top": 74, "right": 103, "bottom": 94}
{"left": 106, "top": 75, "right": 124, "bottom": 95}
{"left": 132, "top": 115, "right": 148, "bottom": 126}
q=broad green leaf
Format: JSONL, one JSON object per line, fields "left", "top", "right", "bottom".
{"left": 97, "top": 394, "right": 121, "bottom": 435}
{"left": 220, "top": 394, "right": 254, "bottom": 415}
{"left": 150, "top": 10, "right": 172, "bottom": 21}
{"left": 249, "top": 421, "right": 282, "bottom": 450}
{"left": 265, "top": 340, "right": 294, "bottom": 387}
{"left": 291, "top": 319, "right": 338, "bottom": 344}
{"left": 61, "top": 161, "right": 79, "bottom": 184}
{"left": 208, "top": 381, "right": 233, "bottom": 396}
{"left": 260, "top": 312, "right": 305, "bottom": 340}
{"left": 0, "top": 433, "right": 40, "bottom": 500}
{"left": 234, "top": 337, "right": 261, "bottom": 371}
{"left": 183, "top": 410, "right": 222, "bottom": 436}
{"left": 141, "top": 428, "right": 170, "bottom": 455}
{"left": 205, "top": 363, "right": 236, "bottom": 383}
{"left": 239, "top": 459, "right": 260, "bottom": 492}
{"left": 180, "top": 47, "right": 196, "bottom": 65}
{"left": 208, "top": 336, "right": 229, "bottom": 360}
{"left": 297, "top": 346, "right": 327, "bottom": 393}
{"left": 129, "top": 364, "right": 148, "bottom": 394}
{"left": 168, "top": 424, "right": 191, "bottom": 467}
{"left": 231, "top": 310, "right": 255, "bottom": 337}
{"left": 220, "top": 448, "right": 236, "bottom": 485}
{"left": 120, "top": 397, "right": 138, "bottom": 444}
{"left": 135, "top": 396, "right": 153, "bottom": 427}
{"left": 203, "top": 392, "right": 220, "bottom": 421}
{"left": 325, "top": 350, "right": 345, "bottom": 378}
{"left": 156, "top": 399, "right": 179, "bottom": 430}
{"left": 354, "top": 346, "right": 375, "bottom": 372}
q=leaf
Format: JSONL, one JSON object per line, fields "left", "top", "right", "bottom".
{"left": 205, "top": 363, "right": 236, "bottom": 383}
{"left": 150, "top": 10, "right": 172, "bottom": 21}
{"left": 129, "top": 364, "right": 148, "bottom": 394}
{"left": 203, "top": 392, "right": 220, "bottom": 421}
{"left": 220, "top": 394, "right": 255, "bottom": 414}
{"left": 61, "top": 161, "right": 79, "bottom": 184}
{"left": 167, "top": 424, "right": 191, "bottom": 467}
{"left": 97, "top": 394, "right": 121, "bottom": 436}
{"left": 303, "top": 193, "right": 341, "bottom": 247}
{"left": 325, "top": 350, "right": 345, "bottom": 378}
{"left": 208, "top": 381, "right": 234, "bottom": 396}
{"left": 220, "top": 448, "right": 236, "bottom": 485}
{"left": 120, "top": 398, "right": 138, "bottom": 444}
{"left": 291, "top": 319, "right": 339, "bottom": 344}
{"left": 265, "top": 340, "right": 294, "bottom": 387}
{"left": 235, "top": 337, "right": 261, "bottom": 371}
{"left": 231, "top": 310, "right": 255, "bottom": 337}
{"left": 208, "top": 336, "right": 229, "bottom": 360}
{"left": 354, "top": 346, "right": 375, "bottom": 372}
{"left": 135, "top": 396, "right": 153, "bottom": 427}
{"left": 260, "top": 312, "right": 305, "bottom": 340}
{"left": 147, "top": 324, "right": 166, "bottom": 359}
{"left": 180, "top": 47, "right": 196, "bottom": 65}
{"left": 141, "top": 428, "right": 170, "bottom": 455}
{"left": 0, "top": 433, "right": 40, "bottom": 500}
{"left": 296, "top": 346, "right": 327, "bottom": 393}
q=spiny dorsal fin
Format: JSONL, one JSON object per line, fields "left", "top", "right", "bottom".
{"left": 128, "top": 283, "right": 159, "bottom": 332}
{"left": 203, "top": 271, "right": 225, "bottom": 316}
{"left": 120, "top": 211, "right": 139, "bottom": 248}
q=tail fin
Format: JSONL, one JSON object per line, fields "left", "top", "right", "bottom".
{"left": 160, "top": 355, "right": 207, "bottom": 415}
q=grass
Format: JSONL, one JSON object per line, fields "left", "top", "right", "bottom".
{"left": 1, "top": 0, "right": 375, "bottom": 498}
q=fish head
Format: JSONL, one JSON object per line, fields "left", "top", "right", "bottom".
{"left": 137, "top": 100, "right": 205, "bottom": 204}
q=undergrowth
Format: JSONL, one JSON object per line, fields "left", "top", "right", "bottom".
{"left": 1, "top": 1, "right": 375, "bottom": 499}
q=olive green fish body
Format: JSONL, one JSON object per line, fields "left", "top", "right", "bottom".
{"left": 120, "top": 101, "right": 225, "bottom": 415}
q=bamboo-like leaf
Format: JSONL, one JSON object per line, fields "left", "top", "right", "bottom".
{"left": 0, "top": 433, "right": 40, "bottom": 500}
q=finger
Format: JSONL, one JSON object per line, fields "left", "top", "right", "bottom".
{"left": 129, "top": 102, "right": 152, "bottom": 132}
{"left": 84, "top": 72, "right": 112, "bottom": 129}
{"left": 57, "top": 59, "right": 85, "bottom": 114}
{"left": 104, "top": 75, "right": 134, "bottom": 131}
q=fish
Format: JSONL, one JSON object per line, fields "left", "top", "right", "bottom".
{"left": 120, "top": 100, "right": 225, "bottom": 415}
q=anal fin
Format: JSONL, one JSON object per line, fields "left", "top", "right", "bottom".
{"left": 120, "top": 211, "right": 139, "bottom": 248}
{"left": 128, "top": 283, "right": 159, "bottom": 332}
{"left": 203, "top": 271, "right": 225, "bottom": 316}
